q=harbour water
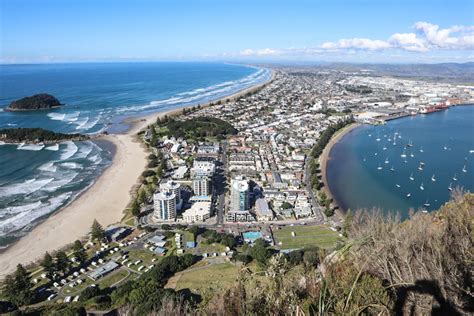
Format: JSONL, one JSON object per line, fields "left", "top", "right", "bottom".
{"left": 0, "top": 62, "right": 271, "bottom": 246}
{"left": 327, "top": 105, "right": 474, "bottom": 218}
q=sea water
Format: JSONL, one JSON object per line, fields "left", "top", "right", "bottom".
{"left": 0, "top": 62, "right": 271, "bottom": 246}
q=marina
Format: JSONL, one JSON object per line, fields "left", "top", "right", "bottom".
{"left": 326, "top": 105, "right": 474, "bottom": 217}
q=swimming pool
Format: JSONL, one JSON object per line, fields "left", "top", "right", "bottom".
{"left": 242, "top": 231, "right": 262, "bottom": 243}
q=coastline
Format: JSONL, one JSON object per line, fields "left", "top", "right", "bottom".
{"left": 319, "top": 123, "right": 361, "bottom": 214}
{"left": 0, "top": 68, "right": 274, "bottom": 278}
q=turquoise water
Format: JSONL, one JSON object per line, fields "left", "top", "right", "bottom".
{"left": 327, "top": 105, "right": 474, "bottom": 217}
{"left": 0, "top": 62, "right": 271, "bottom": 245}
{"left": 243, "top": 231, "right": 263, "bottom": 242}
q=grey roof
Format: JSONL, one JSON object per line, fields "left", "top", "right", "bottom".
{"left": 89, "top": 261, "right": 119, "bottom": 280}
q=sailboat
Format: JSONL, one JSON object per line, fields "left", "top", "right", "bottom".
{"left": 401, "top": 149, "right": 407, "bottom": 158}
{"left": 395, "top": 184, "right": 401, "bottom": 188}
{"left": 420, "top": 182, "right": 424, "bottom": 191}
{"left": 384, "top": 158, "right": 389, "bottom": 164}
{"left": 462, "top": 165, "right": 467, "bottom": 173}
{"left": 419, "top": 146, "right": 424, "bottom": 153}
{"left": 390, "top": 166, "right": 395, "bottom": 172}
{"left": 448, "top": 183, "right": 453, "bottom": 191}
{"left": 376, "top": 137, "right": 381, "bottom": 142}
{"left": 409, "top": 173, "right": 414, "bottom": 181}
{"left": 368, "top": 133, "right": 372, "bottom": 137}
{"left": 383, "top": 146, "right": 387, "bottom": 151}
{"left": 443, "top": 144, "right": 448, "bottom": 150}
{"left": 406, "top": 193, "right": 411, "bottom": 198}
{"left": 452, "top": 173, "right": 458, "bottom": 181}
{"left": 423, "top": 199, "right": 431, "bottom": 207}
{"left": 410, "top": 152, "right": 414, "bottom": 158}
{"left": 377, "top": 164, "right": 383, "bottom": 170}
{"left": 418, "top": 164, "right": 423, "bottom": 171}
{"left": 407, "top": 139, "right": 413, "bottom": 147}
{"left": 431, "top": 174, "right": 436, "bottom": 182}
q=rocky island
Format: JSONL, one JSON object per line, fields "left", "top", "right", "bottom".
{"left": 6, "top": 93, "right": 62, "bottom": 111}
{"left": 0, "top": 128, "right": 89, "bottom": 144}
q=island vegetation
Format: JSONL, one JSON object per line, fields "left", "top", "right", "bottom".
{"left": 6, "top": 93, "right": 62, "bottom": 111}
{"left": 0, "top": 128, "right": 88, "bottom": 144}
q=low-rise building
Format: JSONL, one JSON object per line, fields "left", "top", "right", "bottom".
{"left": 182, "top": 201, "right": 211, "bottom": 222}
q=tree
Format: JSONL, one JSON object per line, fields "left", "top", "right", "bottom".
{"left": 73, "top": 240, "right": 87, "bottom": 264}
{"left": 188, "top": 225, "right": 201, "bottom": 241}
{"left": 249, "top": 239, "right": 271, "bottom": 266}
{"left": 281, "top": 201, "right": 293, "bottom": 210}
{"left": 41, "top": 252, "right": 55, "bottom": 278}
{"left": 131, "top": 200, "right": 140, "bottom": 217}
{"left": 3, "top": 264, "right": 33, "bottom": 307}
{"left": 55, "top": 250, "right": 69, "bottom": 274}
{"left": 91, "top": 219, "right": 105, "bottom": 241}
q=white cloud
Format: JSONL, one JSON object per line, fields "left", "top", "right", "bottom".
{"left": 389, "top": 33, "right": 428, "bottom": 52}
{"left": 414, "top": 22, "right": 474, "bottom": 49}
{"left": 240, "top": 48, "right": 278, "bottom": 56}
{"left": 321, "top": 38, "right": 391, "bottom": 50}
{"left": 319, "top": 22, "right": 473, "bottom": 52}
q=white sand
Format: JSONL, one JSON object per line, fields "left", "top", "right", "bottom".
{"left": 0, "top": 70, "right": 275, "bottom": 278}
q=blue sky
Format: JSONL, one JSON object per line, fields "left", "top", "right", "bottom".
{"left": 1, "top": 0, "right": 473, "bottom": 63}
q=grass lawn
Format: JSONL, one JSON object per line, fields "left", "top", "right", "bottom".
{"left": 126, "top": 249, "right": 159, "bottom": 271}
{"left": 98, "top": 269, "right": 131, "bottom": 288}
{"left": 273, "top": 225, "right": 339, "bottom": 250}
{"left": 173, "top": 262, "right": 241, "bottom": 293}
{"left": 196, "top": 241, "right": 226, "bottom": 254}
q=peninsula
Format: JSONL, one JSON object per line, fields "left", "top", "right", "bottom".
{"left": 6, "top": 93, "right": 62, "bottom": 111}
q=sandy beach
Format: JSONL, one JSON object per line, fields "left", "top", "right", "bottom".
{"left": 0, "top": 69, "right": 274, "bottom": 278}
{"left": 319, "top": 123, "right": 361, "bottom": 211}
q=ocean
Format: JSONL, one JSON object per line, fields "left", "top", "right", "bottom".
{"left": 327, "top": 105, "right": 474, "bottom": 218}
{"left": 0, "top": 62, "right": 271, "bottom": 246}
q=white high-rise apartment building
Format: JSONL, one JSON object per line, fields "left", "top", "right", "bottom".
{"left": 153, "top": 191, "right": 176, "bottom": 221}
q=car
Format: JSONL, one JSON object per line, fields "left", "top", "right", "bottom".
{"left": 64, "top": 296, "right": 72, "bottom": 303}
{"left": 47, "top": 294, "right": 57, "bottom": 301}
{"left": 73, "top": 296, "right": 80, "bottom": 302}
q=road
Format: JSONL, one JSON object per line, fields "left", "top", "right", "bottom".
{"left": 303, "top": 156, "right": 325, "bottom": 223}
{"left": 214, "top": 140, "right": 228, "bottom": 225}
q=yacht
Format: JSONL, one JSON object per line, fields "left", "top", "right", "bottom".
{"left": 377, "top": 164, "right": 383, "bottom": 170}
{"left": 409, "top": 173, "right": 414, "bottom": 181}
{"left": 443, "top": 145, "right": 448, "bottom": 150}
{"left": 384, "top": 158, "right": 389, "bottom": 164}
{"left": 376, "top": 137, "right": 381, "bottom": 142}
{"left": 401, "top": 149, "right": 407, "bottom": 158}
{"left": 406, "top": 193, "right": 411, "bottom": 198}
{"left": 395, "top": 184, "right": 401, "bottom": 188}
{"left": 390, "top": 166, "right": 395, "bottom": 172}
{"left": 410, "top": 152, "right": 414, "bottom": 158}
{"left": 383, "top": 146, "right": 387, "bottom": 151}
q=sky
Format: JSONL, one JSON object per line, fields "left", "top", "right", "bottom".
{"left": 0, "top": 0, "right": 473, "bottom": 64}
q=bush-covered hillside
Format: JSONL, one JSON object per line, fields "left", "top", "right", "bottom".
{"left": 163, "top": 117, "right": 238, "bottom": 139}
